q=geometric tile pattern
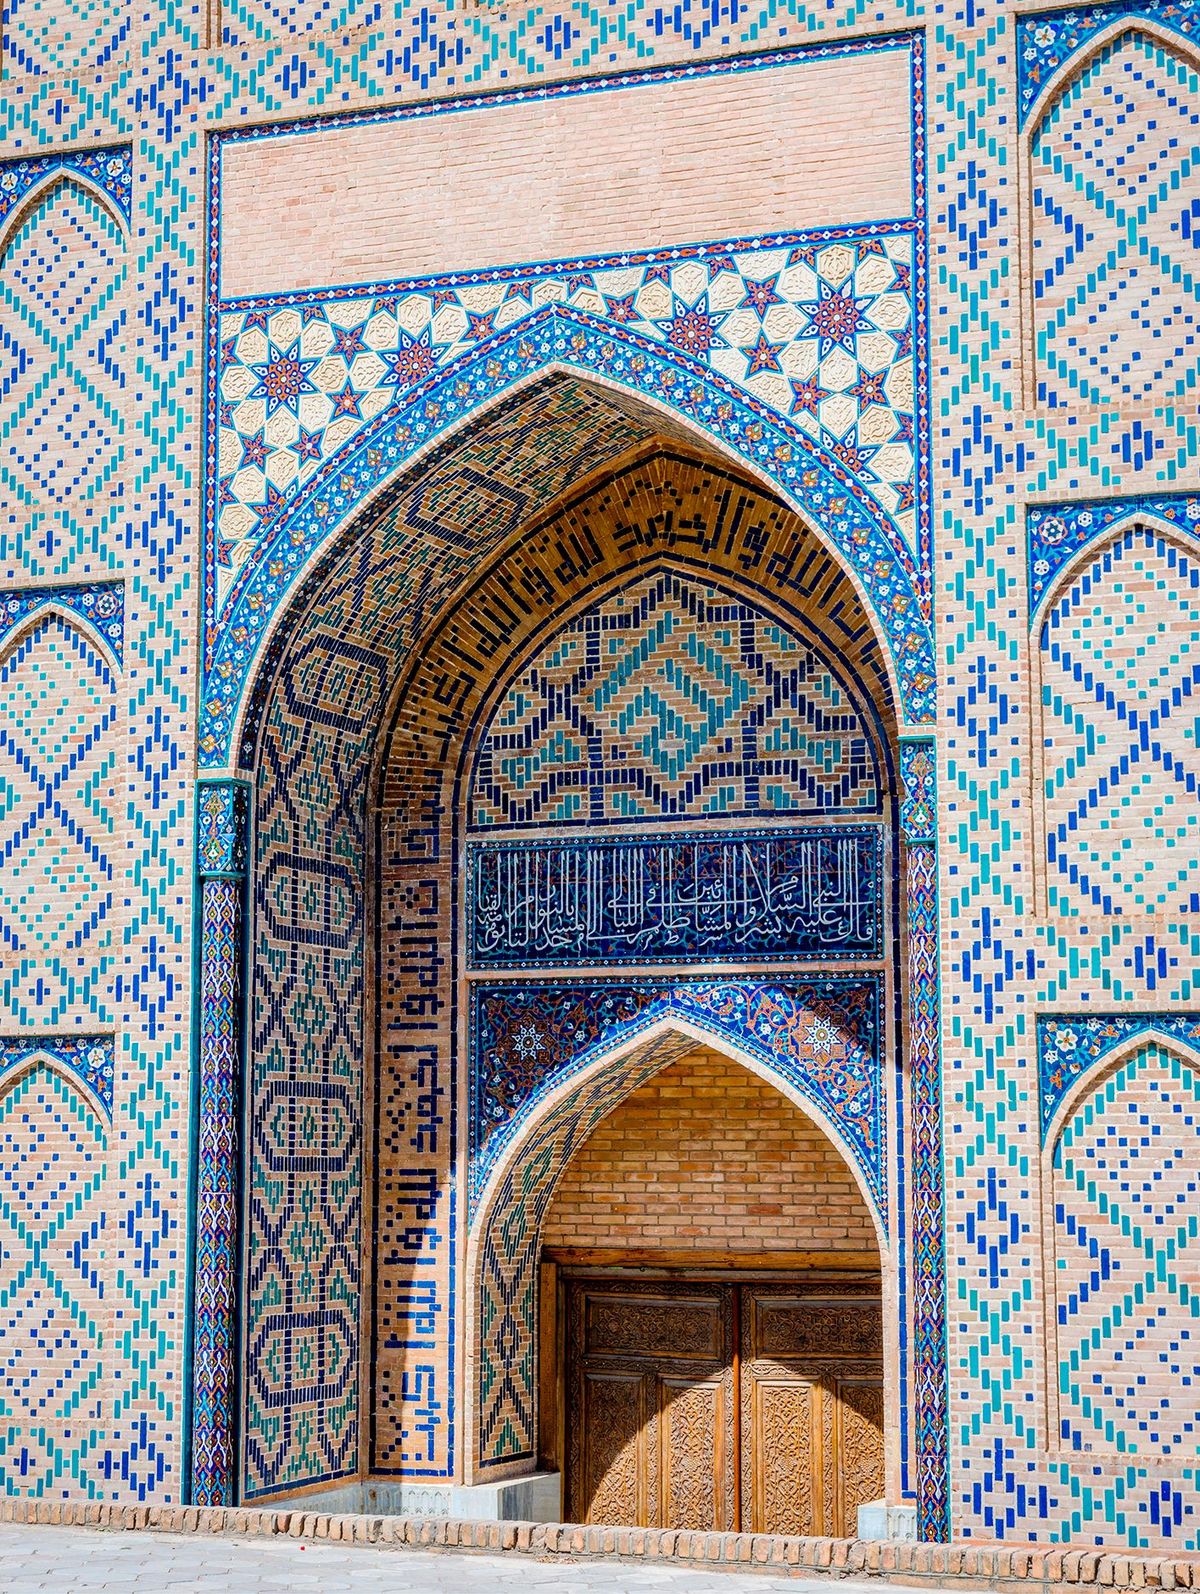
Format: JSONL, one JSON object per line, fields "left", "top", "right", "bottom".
{"left": 0, "top": 0, "right": 129, "bottom": 76}
{"left": 1017, "top": 0, "right": 1200, "bottom": 125}
{"left": 1040, "top": 528, "right": 1200, "bottom": 917}
{"left": 214, "top": 229, "right": 919, "bottom": 605}
{"left": 0, "top": 614, "right": 118, "bottom": 1027}
{"left": 1031, "top": 32, "right": 1200, "bottom": 411}
{"left": 468, "top": 975, "right": 884, "bottom": 1221}
{"left": 0, "top": 181, "right": 126, "bottom": 584}
{"left": 1052, "top": 1044, "right": 1200, "bottom": 1466}
{"left": 472, "top": 568, "right": 881, "bottom": 825}
{"left": 1028, "top": 492, "right": 1200, "bottom": 613}
{"left": 0, "top": 1062, "right": 106, "bottom": 1499}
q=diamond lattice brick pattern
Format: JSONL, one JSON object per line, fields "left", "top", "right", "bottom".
{"left": 0, "top": 182, "right": 125, "bottom": 583}
{"left": 1032, "top": 32, "right": 1200, "bottom": 410}
{"left": 1040, "top": 529, "right": 1200, "bottom": 918}
{"left": 0, "top": 616, "right": 118, "bottom": 1026}
{"left": 1053, "top": 1043, "right": 1200, "bottom": 1460}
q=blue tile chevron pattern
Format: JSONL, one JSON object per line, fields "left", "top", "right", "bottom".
{"left": 0, "top": 1061, "right": 107, "bottom": 1499}
{"left": 1039, "top": 527, "right": 1200, "bottom": 918}
{"left": 1030, "top": 30, "right": 1200, "bottom": 411}
{"left": 1051, "top": 1045, "right": 1200, "bottom": 1515}
{"left": 0, "top": 613, "right": 118, "bottom": 1027}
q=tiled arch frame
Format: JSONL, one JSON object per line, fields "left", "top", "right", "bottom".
{"left": 466, "top": 1014, "right": 891, "bottom": 1477}
{"left": 203, "top": 317, "right": 934, "bottom": 772}
{"left": 191, "top": 380, "right": 948, "bottom": 1537}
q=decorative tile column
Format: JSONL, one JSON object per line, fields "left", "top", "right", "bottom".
{"left": 190, "top": 780, "right": 250, "bottom": 1507}
{"left": 900, "top": 739, "right": 948, "bottom": 1540}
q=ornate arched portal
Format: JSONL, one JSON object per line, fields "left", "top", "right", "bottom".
{"left": 187, "top": 380, "right": 945, "bottom": 1538}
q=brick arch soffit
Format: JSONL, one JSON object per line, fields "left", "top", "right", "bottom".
{"left": 0, "top": 170, "right": 129, "bottom": 258}
{"left": 223, "top": 355, "right": 928, "bottom": 776}
{"left": 1042, "top": 1032, "right": 1200, "bottom": 1165}
{"left": 1030, "top": 515, "right": 1200, "bottom": 634}
{"left": 1023, "top": 18, "right": 1200, "bottom": 141}
{"left": 472, "top": 1010, "right": 890, "bottom": 1255}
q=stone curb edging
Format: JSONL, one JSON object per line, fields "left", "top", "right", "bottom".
{"left": 3, "top": 1499, "right": 1199, "bottom": 1591}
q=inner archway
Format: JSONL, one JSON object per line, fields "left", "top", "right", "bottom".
{"left": 537, "top": 1045, "right": 884, "bottom": 1534}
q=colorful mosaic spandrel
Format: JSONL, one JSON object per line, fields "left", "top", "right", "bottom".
{"left": 0, "top": 582, "right": 123, "bottom": 662}
{"left": 1028, "top": 493, "right": 1200, "bottom": 614}
{"left": 469, "top": 976, "right": 884, "bottom": 1222}
{"left": 0, "top": 1033, "right": 114, "bottom": 1115}
{"left": 0, "top": 148, "right": 132, "bottom": 228}
{"left": 1038, "top": 1012, "right": 1200, "bottom": 1136}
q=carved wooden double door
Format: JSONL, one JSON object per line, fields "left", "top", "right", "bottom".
{"left": 565, "top": 1278, "right": 884, "bottom": 1534}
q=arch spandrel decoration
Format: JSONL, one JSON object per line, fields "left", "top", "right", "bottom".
{"left": 202, "top": 113, "right": 933, "bottom": 770}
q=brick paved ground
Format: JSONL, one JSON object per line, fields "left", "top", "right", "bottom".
{"left": 0, "top": 1523, "right": 980, "bottom": 1594}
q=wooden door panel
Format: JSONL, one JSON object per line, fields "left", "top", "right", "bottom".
{"left": 741, "top": 1285, "right": 884, "bottom": 1538}
{"left": 565, "top": 1276, "right": 883, "bottom": 1536}
{"left": 659, "top": 1376, "right": 730, "bottom": 1530}
{"left": 584, "top": 1292, "right": 725, "bottom": 1361}
{"left": 743, "top": 1372, "right": 819, "bottom": 1536}
{"left": 833, "top": 1375, "right": 886, "bottom": 1537}
{"left": 570, "top": 1369, "right": 646, "bottom": 1524}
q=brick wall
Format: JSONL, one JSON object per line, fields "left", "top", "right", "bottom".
{"left": 541, "top": 1049, "right": 878, "bottom": 1257}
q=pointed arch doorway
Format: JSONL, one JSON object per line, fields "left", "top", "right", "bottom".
{"left": 539, "top": 1046, "right": 885, "bottom": 1535}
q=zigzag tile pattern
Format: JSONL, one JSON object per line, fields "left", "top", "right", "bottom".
{"left": 0, "top": 1063, "right": 107, "bottom": 1498}
{"left": 1053, "top": 1045, "right": 1200, "bottom": 1474}
{"left": 0, "top": 615, "right": 118, "bottom": 1027}
{"left": 0, "top": 181, "right": 125, "bottom": 583}
{"left": 1032, "top": 33, "right": 1200, "bottom": 410}
{"left": 0, "top": 0, "right": 128, "bottom": 76}
{"left": 1040, "top": 529, "right": 1200, "bottom": 918}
